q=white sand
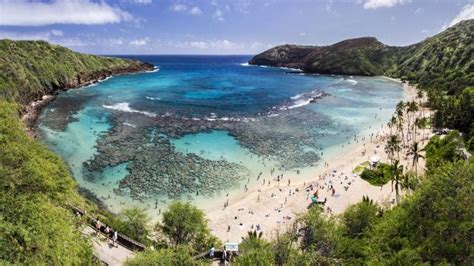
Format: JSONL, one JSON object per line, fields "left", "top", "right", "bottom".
{"left": 207, "top": 80, "right": 433, "bottom": 242}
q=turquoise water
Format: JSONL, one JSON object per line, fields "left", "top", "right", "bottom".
{"left": 37, "top": 55, "right": 403, "bottom": 214}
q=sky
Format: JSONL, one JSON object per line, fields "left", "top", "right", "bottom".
{"left": 0, "top": 0, "right": 473, "bottom": 55}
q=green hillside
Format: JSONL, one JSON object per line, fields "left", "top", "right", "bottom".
{"left": 0, "top": 40, "right": 153, "bottom": 264}
{"left": 250, "top": 19, "right": 474, "bottom": 140}
{"left": 250, "top": 20, "right": 473, "bottom": 92}
{"left": 0, "top": 39, "right": 153, "bottom": 105}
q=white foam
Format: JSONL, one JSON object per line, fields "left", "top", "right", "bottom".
{"left": 146, "top": 66, "right": 160, "bottom": 73}
{"left": 279, "top": 66, "right": 302, "bottom": 72}
{"left": 287, "top": 99, "right": 311, "bottom": 109}
{"left": 240, "top": 62, "right": 249, "bottom": 66}
{"left": 146, "top": 96, "right": 161, "bottom": 101}
{"left": 346, "top": 79, "right": 358, "bottom": 85}
{"left": 103, "top": 102, "right": 157, "bottom": 117}
{"left": 290, "top": 93, "right": 304, "bottom": 100}
{"left": 123, "top": 122, "right": 136, "bottom": 128}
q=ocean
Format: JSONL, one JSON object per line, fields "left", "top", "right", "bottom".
{"left": 37, "top": 55, "right": 403, "bottom": 216}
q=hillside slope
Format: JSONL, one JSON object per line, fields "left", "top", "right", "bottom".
{"left": 0, "top": 40, "right": 153, "bottom": 264}
{"left": 0, "top": 40, "right": 153, "bottom": 105}
{"left": 250, "top": 19, "right": 473, "bottom": 94}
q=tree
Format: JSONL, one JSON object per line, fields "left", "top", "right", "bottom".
{"left": 118, "top": 207, "right": 151, "bottom": 244}
{"left": 367, "top": 161, "right": 473, "bottom": 264}
{"left": 386, "top": 135, "right": 401, "bottom": 161}
{"left": 390, "top": 160, "right": 404, "bottom": 204}
{"left": 341, "top": 196, "right": 380, "bottom": 238}
{"left": 408, "top": 142, "right": 424, "bottom": 175}
{"left": 158, "top": 201, "right": 218, "bottom": 252}
{"left": 406, "top": 101, "right": 419, "bottom": 143}
{"left": 395, "top": 101, "right": 406, "bottom": 145}
{"left": 125, "top": 245, "right": 198, "bottom": 266}
{"left": 299, "top": 206, "right": 338, "bottom": 257}
{"left": 235, "top": 231, "right": 274, "bottom": 265}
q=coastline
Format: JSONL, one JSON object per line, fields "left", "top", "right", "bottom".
{"left": 206, "top": 79, "right": 433, "bottom": 242}
{"left": 26, "top": 68, "right": 432, "bottom": 242}
{"left": 21, "top": 64, "right": 155, "bottom": 138}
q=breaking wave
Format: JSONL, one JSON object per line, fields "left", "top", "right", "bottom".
{"left": 103, "top": 102, "right": 157, "bottom": 117}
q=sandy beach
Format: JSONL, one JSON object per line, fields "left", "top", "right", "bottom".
{"left": 207, "top": 79, "right": 433, "bottom": 242}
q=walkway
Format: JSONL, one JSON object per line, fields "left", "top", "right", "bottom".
{"left": 83, "top": 226, "right": 135, "bottom": 266}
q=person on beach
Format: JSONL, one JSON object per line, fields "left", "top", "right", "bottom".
{"left": 104, "top": 225, "right": 110, "bottom": 238}
{"left": 222, "top": 246, "right": 227, "bottom": 263}
{"left": 112, "top": 230, "right": 118, "bottom": 247}
{"left": 95, "top": 218, "right": 101, "bottom": 237}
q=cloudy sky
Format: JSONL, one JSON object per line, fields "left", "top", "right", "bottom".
{"left": 0, "top": 0, "right": 473, "bottom": 54}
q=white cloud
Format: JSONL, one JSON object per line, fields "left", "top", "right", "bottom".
{"left": 189, "top": 6, "right": 203, "bottom": 15}
{"left": 361, "top": 0, "right": 410, "bottom": 9}
{"left": 299, "top": 32, "right": 307, "bottom": 37}
{"left": 213, "top": 8, "right": 224, "bottom": 21}
{"left": 189, "top": 40, "right": 238, "bottom": 50}
{"left": 170, "top": 4, "right": 187, "bottom": 12}
{"left": 170, "top": 4, "right": 202, "bottom": 15}
{"left": 129, "top": 38, "right": 149, "bottom": 46}
{"left": 0, "top": 0, "right": 132, "bottom": 26}
{"left": 447, "top": 4, "right": 474, "bottom": 28}
{"left": 130, "top": 0, "right": 152, "bottom": 4}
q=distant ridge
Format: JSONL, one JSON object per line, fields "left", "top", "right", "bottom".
{"left": 250, "top": 19, "right": 473, "bottom": 94}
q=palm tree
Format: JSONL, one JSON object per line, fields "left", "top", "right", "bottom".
{"left": 408, "top": 142, "right": 424, "bottom": 175}
{"left": 414, "top": 117, "right": 424, "bottom": 143}
{"left": 395, "top": 101, "right": 405, "bottom": 145}
{"left": 406, "top": 101, "right": 419, "bottom": 144}
{"left": 386, "top": 134, "right": 401, "bottom": 161}
{"left": 390, "top": 160, "right": 404, "bottom": 205}
{"left": 387, "top": 116, "right": 397, "bottom": 136}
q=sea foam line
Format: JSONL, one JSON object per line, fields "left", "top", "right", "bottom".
{"left": 103, "top": 102, "right": 157, "bottom": 117}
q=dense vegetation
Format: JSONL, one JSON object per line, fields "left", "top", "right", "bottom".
{"left": 0, "top": 102, "right": 96, "bottom": 264}
{"left": 360, "top": 163, "right": 393, "bottom": 186}
{"left": 0, "top": 39, "right": 152, "bottom": 105}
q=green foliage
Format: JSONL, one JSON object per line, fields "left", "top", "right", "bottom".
{"left": 299, "top": 206, "right": 339, "bottom": 257}
{"left": 158, "top": 201, "right": 219, "bottom": 253}
{"left": 115, "top": 207, "right": 151, "bottom": 245}
{"left": 360, "top": 163, "right": 392, "bottom": 186}
{"left": 367, "top": 161, "right": 473, "bottom": 264}
{"left": 0, "top": 101, "right": 96, "bottom": 264}
{"left": 125, "top": 245, "right": 199, "bottom": 266}
{"left": 424, "top": 130, "right": 466, "bottom": 170}
{"left": 0, "top": 39, "right": 149, "bottom": 105}
{"left": 341, "top": 197, "right": 380, "bottom": 239}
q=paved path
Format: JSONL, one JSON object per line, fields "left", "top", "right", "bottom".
{"left": 83, "top": 226, "right": 135, "bottom": 266}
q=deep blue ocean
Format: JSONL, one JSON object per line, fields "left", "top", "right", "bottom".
{"left": 37, "top": 55, "right": 403, "bottom": 213}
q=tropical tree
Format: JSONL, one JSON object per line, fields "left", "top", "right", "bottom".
{"left": 406, "top": 101, "right": 419, "bottom": 143}
{"left": 408, "top": 142, "right": 424, "bottom": 175}
{"left": 390, "top": 160, "right": 404, "bottom": 204}
{"left": 118, "top": 207, "right": 152, "bottom": 244}
{"left": 395, "top": 101, "right": 406, "bottom": 145}
{"left": 386, "top": 135, "right": 401, "bottom": 161}
{"left": 387, "top": 116, "right": 397, "bottom": 136}
{"left": 158, "top": 201, "right": 219, "bottom": 252}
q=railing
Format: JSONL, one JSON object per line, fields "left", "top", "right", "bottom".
{"left": 69, "top": 205, "right": 146, "bottom": 252}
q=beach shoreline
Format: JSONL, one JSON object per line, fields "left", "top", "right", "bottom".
{"left": 21, "top": 65, "right": 155, "bottom": 138}
{"left": 206, "top": 79, "right": 433, "bottom": 242}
